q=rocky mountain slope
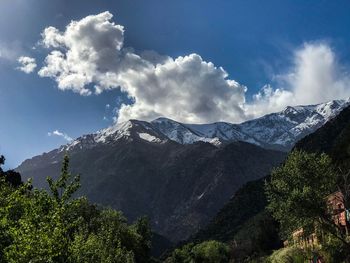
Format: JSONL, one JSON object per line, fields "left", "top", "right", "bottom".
{"left": 16, "top": 99, "right": 348, "bottom": 242}
{"left": 17, "top": 122, "right": 285, "bottom": 241}
{"left": 152, "top": 99, "right": 349, "bottom": 151}
{"left": 295, "top": 103, "right": 350, "bottom": 167}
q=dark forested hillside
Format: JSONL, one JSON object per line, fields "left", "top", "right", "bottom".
{"left": 181, "top": 106, "right": 350, "bottom": 259}
{"left": 186, "top": 177, "right": 282, "bottom": 260}
{"left": 17, "top": 137, "right": 285, "bottom": 242}
{"left": 192, "top": 177, "right": 268, "bottom": 242}
{"left": 192, "top": 105, "right": 350, "bottom": 245}
{"left": 295, "top": 105, "right": 350, "bottom": 166}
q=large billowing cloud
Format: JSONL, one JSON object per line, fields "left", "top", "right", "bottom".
{"left": 38, "top": 12, "right": 125, "bottom": 96}
{"left": 36, "top": 11, "right": 247, "bottom": 123}
{"left": 116, "top": 54, "right": 246, "bottom": 123}
{"left": 28, "top": 12, "right": 350, "bottom": 123}
{"left": 246, "top": 43, "right": 350, "bottom": 118}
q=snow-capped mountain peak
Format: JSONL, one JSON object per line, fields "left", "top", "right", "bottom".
{"left": 59, "top": 99, "right": 350, "bottom": 153}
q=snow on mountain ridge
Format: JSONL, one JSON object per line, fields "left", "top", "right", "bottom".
{"left": 60, "top": 99, "right": 350, "bottom": 152}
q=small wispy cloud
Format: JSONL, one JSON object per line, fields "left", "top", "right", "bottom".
{"left": 17, "top": 56, "right": 37, "bottom": 73}
{"left": 47, "top": 130, "right": 73, "bottom": 142}
{"left": 0, "top": 42, "right": 22, "bottom": 62}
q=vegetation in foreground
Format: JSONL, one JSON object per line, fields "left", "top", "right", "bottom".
{"left": 0, "top": 155, "right": 153, "bottom": 263}
{"left": 2, "top": 141, "right": 350, "bottom": 261}
{"left": 0, "top": 155, "right": 233, "bottom": 263}
{"left": 265, "top": 150, "right": 350, "bottom": 262}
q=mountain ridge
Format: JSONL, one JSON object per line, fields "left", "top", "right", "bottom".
{"left": 15, "top": 99, "right": 349, "bottom": 242}
{"left": 34, "top": 99, "right": 350, "bottom": 160}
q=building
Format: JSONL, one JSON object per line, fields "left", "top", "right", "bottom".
{"left": 289, "top": 191, "right": 349, "bottom": 248}
{"left": 326, "top": 191, "right": 348, "bottom": 228}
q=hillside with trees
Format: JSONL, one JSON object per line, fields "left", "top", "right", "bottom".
{"left": 165, "top": 105, "right": 350, "bottom": 262}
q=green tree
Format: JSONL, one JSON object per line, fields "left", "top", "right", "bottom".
{"left": 191, "top": 240, "right": 230, "bottom": 263}
{"left": 166, "top": 241, "right": 230, "bottom": 263}
{"left": 69, "top": 210, "right": 136, "bottom": 263}
{"left": 165, "top": 243, "right": 194, "bottom": 263}
{"left": 266, "top": 150, "right": 350, "bottom": 247}
{"left": 0, "top": 154, "right": 153, "bottom": 263}
{"left": 0, "top": 155, "right": 22, "bottom": 187}
{"left": 3, "top": 155, "right": 81, "bottom": 263}
{"left": 132, "top": 216, "right": 152, "bottom": 262}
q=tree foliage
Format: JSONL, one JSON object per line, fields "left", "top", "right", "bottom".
{"left": 0, "top": 155, "right": 22, "bottom": 187}
{"left": 165, "top": 240, "right": 230, "bottom": 263}
{"left": 0, "top": 155, "right": 153, "bottom": 263}
{"left": 265, "top": 149, "right": 350, "bottom": 256}
{"left": 266, "top": 150, "right": 337, "bottom": 238}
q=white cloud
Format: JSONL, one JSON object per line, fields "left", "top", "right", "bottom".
{"left": 48, "top": 130, "right": 73, "bottom": 142}
{"left": 285, "top": 43, "right": 350, "bottom": 104}
{"left": 36, "top": 11, "right": 247, "bottom": 123}
{"left": 38, "top": 11, "right": 125, "bottom": 96}
{"left": 32, "top": 12, "right": 350, "bottom": 124}
{"left": 116, "top": 54, "right": 246, "bottom": 123}
{"left": 0, "top": 42, "right": 23, "bottom": 62}
{"left": 17, "top": 56, "right": 37, "bottom": 73}
{"left": 245, "top": 85, "right": 295, "bottom": 118}
{"left": 246, "top": 43, "right": 350, "bottom": 118}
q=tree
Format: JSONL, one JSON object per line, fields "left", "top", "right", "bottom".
{"left": 0, "top": 154, "right": 153, "bottom": 263}
{"left": 4, "top": 155, "right": 82, "bottom": 262}
{"left": 0, "top": 155, "right": 5, "bottom": 167}
{"left": 165, "top": 241, "right": 230, "bottom": 263}
{"left": 69, "top": 209, "right": 136, "bottom": 263}
{"left": 266, "top": 150, "right": 350, "bottom": 247}
{"left": 47, "top": 154, "right": 80, "bottom": 206}
{"left": 132, "top": 216, "right": 152, "bottom": 263}
{"left": 191, "top": 240, "right": 230, "bottom": 263}
{"left": 0, "top": 155, "right": 22, "bottom": 187}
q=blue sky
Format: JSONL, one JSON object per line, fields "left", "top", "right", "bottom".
{"left": 1, "top": 0, "right": 350, "bottom": 167}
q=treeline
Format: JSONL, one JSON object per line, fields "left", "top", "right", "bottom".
{"left": 0, "top": 155, "right": 153, "bottom": 263}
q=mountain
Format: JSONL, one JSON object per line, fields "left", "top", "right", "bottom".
{"left": 192, "top": 177, "right": 268, "bottom": 243}
{"left": 15, "top": 99, "right": 348, "bottom": 242}
{"left": 17, "top": 120, "right": 285, "bottom": 242}
{"left": 188, "top": 103, "right": 350, "bottom": 258}
{"left": 295, "top": 103, "right": 350, "bottom": 167}
{"left": 238, "top": 99, "right": 349, "bottom": 150}
{"left": 30, "top": 99, "right": 347, "bottom": 157}
{"left": 186, "top": 177, "right": 282, "bottom": 261}
{"left": 151, "top": 99, "right": 349, "bottom": 151}
{"left": 19, "top": 99, "right": 348, "bottom": 162}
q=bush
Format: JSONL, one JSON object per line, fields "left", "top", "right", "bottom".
{"left": 166, "top": 240, "right": 230, "bottom": 263}
{"left": 266, "top": 247, "right": 305, "bottom": 263}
